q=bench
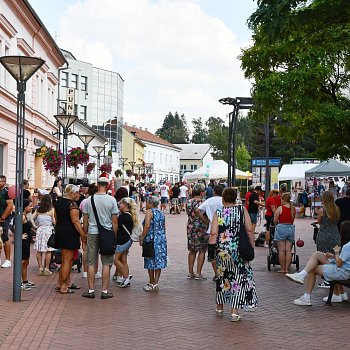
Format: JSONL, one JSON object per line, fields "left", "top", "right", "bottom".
{"left": 326, "top": 280, "right": 350, "bottom": 305}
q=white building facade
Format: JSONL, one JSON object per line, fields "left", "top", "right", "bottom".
{"left": 0, "top": 0, "right": 66, "bottom": 188}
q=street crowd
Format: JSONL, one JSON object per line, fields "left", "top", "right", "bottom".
{"left": 1, "top": 175, "right": 350, "bottom": 321}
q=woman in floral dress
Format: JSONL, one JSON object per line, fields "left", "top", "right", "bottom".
{"left": 139, "top": 196, "right": 167, "bottom": 292}
{"left": 186, "top": 183, "right": 209, "bottom": 279}
{"left": 209, "top": 187, "right": 257, "bottom": 322}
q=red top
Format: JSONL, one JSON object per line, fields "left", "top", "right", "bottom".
{"left": 265, "top": 196, "right": 276, "bottom": 217}
{"left": 275, "top": 194, "right": 282, "bottom": 208}
{"left": 245, "top": 192, "right": 252, "bottom": 210}
{"left": 278, "top": 205, "right": 295, "bottom": 224}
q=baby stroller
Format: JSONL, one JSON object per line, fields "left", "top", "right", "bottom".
{"left": 267, "top": 224, "right": 300, "bottom": 272}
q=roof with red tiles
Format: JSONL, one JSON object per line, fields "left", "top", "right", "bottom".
{"left": 124, "top": 124, "right": 181, "bottom": 150}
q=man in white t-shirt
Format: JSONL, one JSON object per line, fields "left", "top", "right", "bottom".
{"left": 160, "top": 182, "right": 169, "bottom": 212}
{"left": 195, "top": 185, "right": 224, "bottom": 281}
{"left": 179, "top": 183, "right": 189, "bottom": 211}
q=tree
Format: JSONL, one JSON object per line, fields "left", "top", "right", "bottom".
{"left": 236, "top": 143, "right": 251, "bottom": 171}
{"left": 156, "top": 112, "right": 190, "bottom": 144}
{"left": 240, "top": 0, "right": 350, "bottom": 160}
{"left": 205, "top": 116, "right": 228, "bottom": 160}
{"left": 191, "top": 117, "right": 208, "bottom": 143}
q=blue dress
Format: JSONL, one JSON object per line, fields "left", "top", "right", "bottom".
{"left": 144, "top": 208, "right": 167, "bottom": 269}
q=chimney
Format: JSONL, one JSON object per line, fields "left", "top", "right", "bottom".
{"left": 145, "top": 127, "right": 148, "bottom": 132}
{"left": 140, "top": 126, "right": 143, "bottom": 130}
{"left": 132, "top": 125, "right": 136, "bottom": 128}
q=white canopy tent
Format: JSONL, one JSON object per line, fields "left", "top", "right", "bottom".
{"left": 277, "top": 163, "right": 318, "bottom": 181}
{"left": 183, "top": 160, "right": 249, "bottom": 182}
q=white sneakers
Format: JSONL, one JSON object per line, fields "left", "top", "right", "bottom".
{"left": 294, "top": 296, "right": 312, "bottom": 306}
{"left": 95, "top": 271, "right": 102, "bottom": 279}
{"left": 286, "top": 273, "right": 304, "bottom": 285}
{"left": 1, "top": 260, "right": 11, "bottom": 268}
{"left": 322, "top": 293, "right": 348, "bottom": 303}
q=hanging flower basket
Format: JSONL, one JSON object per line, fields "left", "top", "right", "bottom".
{"left": 114, "top": 169, "right": 123, "bottom": 178}
{"left": 126, "top": 169, "right": 133, "bottom": 177}
{"left": 66, "top": 147, "right": 89, "bottom": 169}
{"left": 86, "top": 162, "right": 96, "bottom": 175}
{"left": 42, "top": 148, "right": 63, "bottom": 176}
{"left": 100, "top": 163, "right": 112, "bottom": 174}
{"left": 148, "top": 173, "right": 153, "bottom": 178}
{"left": 141, "top": 173, "right": 146, "bottom": 180}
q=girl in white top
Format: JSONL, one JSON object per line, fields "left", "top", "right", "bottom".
{"left": 31, "top": 194, "right": 56, "bottom": 276}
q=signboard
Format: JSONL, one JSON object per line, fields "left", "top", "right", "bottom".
{"left": 251, "top": 157, "right": 281, "bottom": 190}
{"left": 251, "top": 158, "right": 281, "bottom": 167}
{"left": 66, "top": 88, "right": 75, "bottom": 115}
{"left": 35, "top": 145, "right": 47, "bottom": 158}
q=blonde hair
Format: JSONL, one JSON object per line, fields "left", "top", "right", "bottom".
{"left": 65, "top": 184, "right": 80, "bottom": 195}
{"left": 120, "top": 197, "right": 139, "bottom": 227}
{"left": 281, "top": 192, "right": 294, "bottom": 219}
{"left": 322, "top": 191, "right": 340, "bottom": 222}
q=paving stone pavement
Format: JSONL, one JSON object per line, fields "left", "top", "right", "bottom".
{"left": 0, "top": 212, "right": 348, "bottom": 349}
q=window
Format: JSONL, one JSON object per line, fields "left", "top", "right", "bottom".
{"left": 160, "top": 153, "right": 163, "bottom": 163}
{"left": 71, "top": 74, "right": 78, "bottom": 89}
{"left": 81, "top": 76, "right": 87, "bottom": 91}
{"left": 191, "top": 164, "right": 197, "bottom": 171}
{"left": 61, "top": 71, "right": 68, "bottom": 87}
{"left": 165, "top": 154, "right": 168, "bottom": 164}
{"left": 80, "top": 105, "right": 87, "bottom": 120}
{"left": 180, "top": 165, "right": 187, "bottom": 170}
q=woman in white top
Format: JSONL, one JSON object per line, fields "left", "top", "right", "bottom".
{"left": 31, "top": 194, "right": 56, "bottom": 276}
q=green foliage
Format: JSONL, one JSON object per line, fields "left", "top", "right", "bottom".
{"left": 240, "top": 0, "right": 350, "bottom": 160}
{"left": 236, "top": 143, "right": 251, "bottom": 171}
{"left": 191, "top": 117, "right": 208, "bottom": 144}
{"left": 205, "top": 116, "right": 228, "bottom": 160}
{"left": 156, "top": 112, "right": 190, "bottom": 144}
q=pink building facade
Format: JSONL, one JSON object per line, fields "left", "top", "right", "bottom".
{"left": 0, "top": 0, "right": 65, "bottom": 189}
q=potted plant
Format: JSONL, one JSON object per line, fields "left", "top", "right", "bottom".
{"left": 141, "top": 173, "right": 146, "bottom": 180}
{"left": 42, "top": 148, "right": 63, "bottom": 176}
{"left": 66, "top": 147, "right": 89, "bottom": 169}
{"left": 86, "top": 162, "right": 96, "bottom": 175}
{"left": 100, "top": 163, "right": 112, "bottom": 174}
{"left": 114, "top": 169, "right": 123, "bottom": 178}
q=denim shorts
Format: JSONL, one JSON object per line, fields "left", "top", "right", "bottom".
{"left": 249, "top": 212, "right": 258, "bottom": 224}
{"left": 274, "top": 224, "right": 295, "bottom": 242}
{"left": 161, "top": 197, "right": 168, "bottom": 204}
{"left": 115, "top": 238, "right": 133, "bottom": 253}
{"left": 323, "top": 262, "right": 350, "bottom": 281}
{"left": 180, "top": 197, "right": 187, "bottom": 204}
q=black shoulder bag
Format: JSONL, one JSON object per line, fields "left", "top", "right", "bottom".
{"left": 91, "top": 195, "right": 116, "bottom": 255}
{"left": 238, "top": 205, "right": 255, "bottom": 262}
{"left": 142, "top": 209, "right": 155, "bottom": 258}
{"left": 47, "top": 200, "right": 70, "bottom": 248}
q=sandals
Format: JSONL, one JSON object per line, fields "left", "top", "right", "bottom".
{"left": 215, "top": 309, "right": 224, "bottom": 317}
{"left": 59, "top": 288, "right": 75, "bottom": 294}
{"left": 68, "top": 283, "right": 80, "bottom": 290}
{"left": 230, "top": 314, "right": 242, "bottom": 322}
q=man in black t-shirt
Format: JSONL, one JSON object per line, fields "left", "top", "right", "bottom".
{"left": 248, "top": 185, "right": 264, "bottom": 234}
{"left": 170, "top": 183, "right": 180, "bottom": 214}
{"left": 335, "top": 188, "right": 350, "bottom": 229}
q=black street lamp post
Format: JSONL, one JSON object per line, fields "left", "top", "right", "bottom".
{"left": 219, "top": 97, "right": 253, "bottom": 187}
{"left": 119, "top": 157, "right": 128, "bottom": 180}
{"left": 93, "top": 145, "right": 105, "bottom": 177}
{"left": 0, "top": 55, "right": 45, "bottom": 302}
{"left": 53, "top": 114, "right": 78, "bottom": 185}
{"left": 78, "top": 134, "right": 95, "bottom": 179}
{"left": 129, "top": 161, "right": 136, "bottom": 176}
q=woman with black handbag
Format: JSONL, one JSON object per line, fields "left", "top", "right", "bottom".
{"left": 208, "top": 187, "right": 257, "bottom": 322}
{"left": 139, "top": 196, "right": 167, "bottom": 292}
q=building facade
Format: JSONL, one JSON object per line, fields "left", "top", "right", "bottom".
{"left": 175, "top": 143, "right": 213, "bottom": 178}
{"left": 58, "top": 49, "right": 124, "bottom": 167}
{"left": 122, "top": 126, "right": 145, "bottom": 174}
{"left": 0, "top": 0, "right": 66, "bottom": 188}
{"left": 124, "top": 124, "right": 181, "bottom": 184}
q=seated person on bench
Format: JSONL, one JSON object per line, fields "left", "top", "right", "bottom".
{"left": 286, "top": 220, "right": 350, "bottom": 306}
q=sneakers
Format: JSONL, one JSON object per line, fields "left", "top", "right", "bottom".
{"left": 322, "top": 293, "right": 348, "bottom": 303}
{"left": 194, "top": 274, "right": 207, "bottom": 280}
{"left": 1, "top": 259, "right": 11, "bottom": 268}
{"left": 82, "top": 272, "right": 88, "bottom": 278}
{"left": 42, "top": 268, "right": 52, "bottom": 276}
{"left": 25, "top": 281, "right": 36, "bottom": 288}
{"left": 95, "top": 271, "right": 102, "bottom": 279}
{"left": 212, "top": 276, "right": 219, "bottom": 282}
{"left": 101, "top": 291, "right": 113, "bottom": 299}
{"left": 82, "top": 291, "right": 95, "bottom": 299}
{"left": 21, "top": 283, "right": 31, "bottom": 291}
{"left": 38, "top": 268, "right": 43, "bottom": 276}
{"left": 230, "top": 314, "right": 242, "bottom": 322}
{"left": 263, "top": 243, "right": 269, "bottom": 248}
{"left": 112, "top": 274, "right": 118, "bottom": 281}
{"left": 143, "top": 283, "right": 154, "bottom": 292}
{"left": 286, "top": 273, "right": 304, "bottom": 285}
{"left": 293, "top": 296, "right": 312, "bottom": 306}
{"left": 118, "top": 277, "right": 131, "bottom": 288}
{"left": 317, "top": 281, "right": 330, "bottom": 288}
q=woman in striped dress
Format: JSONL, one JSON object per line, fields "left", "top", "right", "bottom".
{"left": 209, "top": 187, "right": 257, "bottom": 322}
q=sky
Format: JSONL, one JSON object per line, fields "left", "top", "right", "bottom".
{"left": 29, "top": 0, "right": 257, "bottom": 134}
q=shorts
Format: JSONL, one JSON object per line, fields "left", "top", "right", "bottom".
{"left": 323, "top": 262, "right": 350, "bottom": 281}
{"left": 249, "top": 212, "right": 258, "bottom": 224}
{"left": 161, "top": 197, "right": 168, "bottom": 204}
{"left": 86, "top": 234, "right": 114, "bottom": 266}
{"left": 0, "top": 220, "right": 9, "bottom": 243}
{"left": 265, "top": 215, "right": 273, "bottom": 231}
{"left": 22, "top": 239, "right": 30, "bottom": 260}
{"left": 171, "top": 198, "right": 179, "bottom": 206}
{"left": 116, "top": 239, "right": 133, "bottom": 253}
{"left": 274, "top": 224, "right": 295, "bottom": 242}
{"left": 180, "top": 197, "right": 187, "bottom": 204}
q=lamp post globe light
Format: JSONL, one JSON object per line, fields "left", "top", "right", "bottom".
{"left": 219, "top": 97, "right": 253, "bottom": 187}
{"left": 78, "top": 134, "right": 95, "bottom": 179}
{"left": 0, "top": 55, "right": 45, "bottom": 302}
{"left": 93, "top": 145, "right": 105, "bottom": 177}
{"left": 119, "top": 157, "right": 128, "bottom": 180}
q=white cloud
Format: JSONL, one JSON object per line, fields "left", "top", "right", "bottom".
{"left": 57, "top": 0, "right": 252, "bottom": 132}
